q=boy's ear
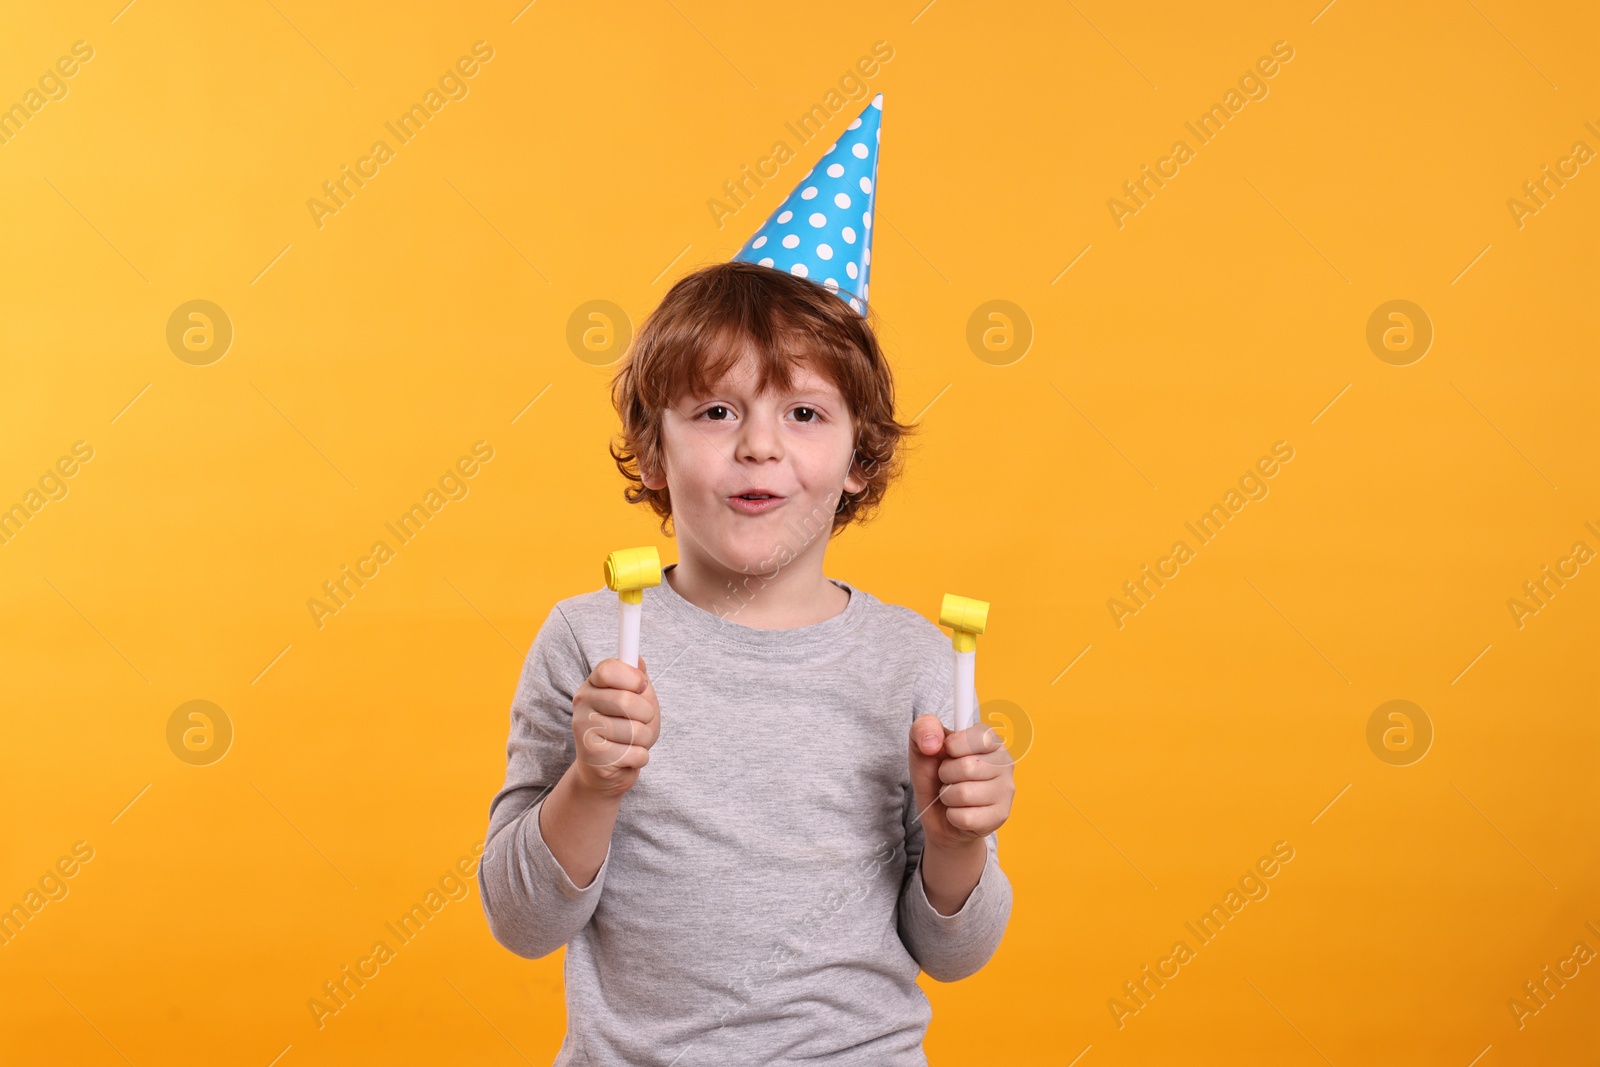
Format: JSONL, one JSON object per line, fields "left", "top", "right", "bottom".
{"left": 842, "top": 446, "right": 867, "bottom": 495}
{"left": 641, "top": 461, "right": 667, "bottom": 491}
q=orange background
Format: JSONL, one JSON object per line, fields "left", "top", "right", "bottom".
{"left": 2, "top": 1, "right": 1596, "bottom": 1064}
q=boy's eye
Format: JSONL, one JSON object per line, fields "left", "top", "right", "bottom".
{"left": 694, "top": 403, "right": 824, "bottom": 422}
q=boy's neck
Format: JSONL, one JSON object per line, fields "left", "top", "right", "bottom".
{"left": 665, "top": 555, "right": 850, "bottom": 630}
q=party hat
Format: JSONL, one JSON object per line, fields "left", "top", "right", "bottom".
{"left": 733, "top": 93, "right": 883, "bottom": 315}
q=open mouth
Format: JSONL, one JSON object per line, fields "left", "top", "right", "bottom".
{"left": 728, "top": 492, "right": 786, "bottom": 513}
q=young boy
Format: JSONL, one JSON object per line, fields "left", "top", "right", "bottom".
{"left": 479, "top": 95, "right": 1014, "bottom": 1065}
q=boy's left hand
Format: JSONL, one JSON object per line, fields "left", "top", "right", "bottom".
{"left": 908, "top": 715, "right": 1015, "bottom": 851}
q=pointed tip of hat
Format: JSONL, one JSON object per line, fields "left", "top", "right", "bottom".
{"left": 731, "top": 90, "right": 884, "bottom": 316}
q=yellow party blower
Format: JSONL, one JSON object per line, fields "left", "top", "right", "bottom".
{"left": 939, "top": 593, "right": 990, "bottom": 732}
{"left": 603, "top": 546, "right": 661, "bottom": 668}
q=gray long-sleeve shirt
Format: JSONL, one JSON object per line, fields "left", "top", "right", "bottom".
{"left": 478, "top": 565, "right": 1012, "bottom": 1065}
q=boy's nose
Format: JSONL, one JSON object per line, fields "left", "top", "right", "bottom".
{"left": 737, "top": 416, "right": 784, "bottom": 462}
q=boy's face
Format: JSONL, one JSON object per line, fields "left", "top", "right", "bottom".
{"left": 641, "top": 350, "right": 866, "bottom": 578}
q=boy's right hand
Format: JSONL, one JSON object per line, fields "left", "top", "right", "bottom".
{"left": 570, "top": 656, "right": 660, "bottom": 799}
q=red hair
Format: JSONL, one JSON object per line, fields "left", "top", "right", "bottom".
{"left": 610, "top": 261, "right": 914, "bottom": 536}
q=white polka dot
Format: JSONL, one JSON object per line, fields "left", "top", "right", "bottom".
{"left": 759, "top": 257, "right": 774, "bottom": 267}
{"left": 848, "top": 117, "right": 862, "bottom": 130}
{"left": 846, "top": 262, "right": 858, "bottom": 279}
{"left": 862, "top": 211, "right": 872, "bottom": 229}
{"left": 827, "top": 163, "right": 844, "bottom": 177}
{"left": 862, "top": 282, "right": 869, "bottom": 298}
{"left": 826, "top": 142, "right": 837, "bottom": 154}
{"left": 817, "top": 243, "right": 833, "bottom": 260}
{"left": 834, "top": 192, "right": 851, "bottom": 209}
{"left": 859, "top": 177, "right": 872, "bottom": 194}
{"left": 864, "top": 246, "right": 871, "bottom": 265}
{"left": 871, "top": 95, "right": 882, "bottom": 109}
{"left": 804, "top": 167, "right": 814, "bottom": 178}
{"left": 782, "top": 234, "right": 799, "bottom": 249}
{"left": 809, "top": 212, "right": 826, "bottom": 228}
{"left": 842, "top": 226, "right": 856, "bottom": 244}
{"left": 752, "top": 235, "right": 767, "bottom": 248}
{"left": 849, "top": 297, "right": 862, "bottom": 311}
{"left": 801, "top": 186, "right": 818, "bottom": 200}
{"left": 777, "top": 210, "right": 792, "bottom": 223}
{"left": 791, "top": 262, "right": 808, "bottom": 277}
{"left": 852, "top": 143, "right": 868, "bottom": 158}
{"left": 824, "top": 277, "right": 838, "bottom": 290}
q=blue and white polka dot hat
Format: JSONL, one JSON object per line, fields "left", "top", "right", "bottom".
{"left": 733, "top": 93, "right": 882, "bottom": 316}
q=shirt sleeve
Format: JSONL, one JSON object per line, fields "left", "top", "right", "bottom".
{"left": 895, "top": 628, "right": 1014, "bottom": 982}
{"left": 478, "top": 602, "right": 612, "bottom": 960}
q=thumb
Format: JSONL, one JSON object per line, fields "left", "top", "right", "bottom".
{"left": 908, "top": 714, "right": 949, "bottom": 809}
{"left": 910, "top": 714, "right": 947, "bottom": 757}
{"left": 620, "top": 655, "right": 649, "bottom": 694}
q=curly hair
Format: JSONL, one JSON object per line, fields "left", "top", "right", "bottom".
{"left": 609, "top": 260, "right": 915, "bottom": 538}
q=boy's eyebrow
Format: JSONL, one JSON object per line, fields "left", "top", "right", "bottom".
{"left": 691, "top": 388, "right": 845, "bottom": 408}
{"left": 679, "top": 375, "right": 845, "bottom": 404}
{"left": 783, "top": 379, "right": 844, "bottom": 400}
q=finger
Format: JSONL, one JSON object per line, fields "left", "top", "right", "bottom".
{"left": 591, "top": 657, "right": 648, "bottom": 694}
{"left": 595, "top": 657, "right": 649, "bottom": 693}
{"left": 909, "top": 714, "right": 950, "bottom": 756}
{"left": 942, "top": 723, "right": 1005, "bottom": 760}
{"left": 907, "top": 715, "right": 950, "bottom": 814}
{"left": 582, "top": 734, "right": 651, "bottom": 772}
{"left": 572, "top": 710, "right": 652, "bottom": 767}
{"left": 937, "top": 779, "right": 1008, "bottom": 808}
{"left": 942, "top": 804, "right": 1001, "bottom": 836}
{"left": 583, "top": 687, "right": 658, "bottom": 724}
{"left": 938, "top": 753, "right": 1004, "bottom": 785}
{"left": 574, "top": 707, "right": 654, "bottom": 750}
